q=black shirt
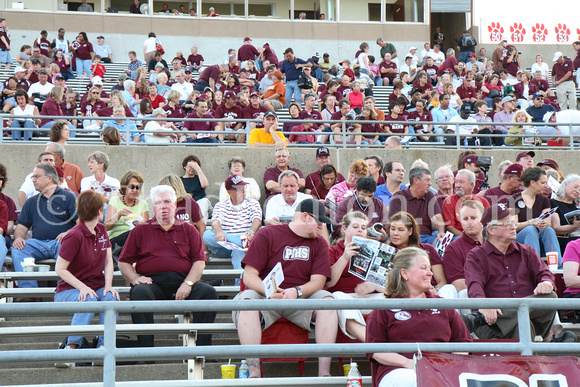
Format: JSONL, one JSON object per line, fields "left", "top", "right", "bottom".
{"left": 181, "top": 176, "right": 206, "bottom": 201}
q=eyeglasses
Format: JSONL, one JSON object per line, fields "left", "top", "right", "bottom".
{"left": 420, "top": 178, "right": 432, "bottom": 183}
{"left": 127, "top": 184, "right": 142, "bottom": 190}
{"left": 494, "top": 221, "right": 518, "bottom": 228}
{"left": 307, "top": 213, "right": 322, "bottom": 225}
{"left": 91, "top": 92, "right": 100, "bottom": 95}
{"left": 31, "top": 174, "right": 45, "bottom": 180}
{"left": 0, "top": 176, "right": 4, "bottom": 181}
{"left": 436, "top": 174, "right": 452, "bottom": 180}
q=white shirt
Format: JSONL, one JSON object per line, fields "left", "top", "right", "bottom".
{"left": 449, "top": 115, "right": 477, "bottom": 137}
{"left": 143, "top": 37, "right": 157, "bottom": 54}
{"left": 171, "top": 81, "right": 193, "bottom": 101}
{"left": 80, "top": 173, "right": 120, "bottom": 200}
{"left": 144, "top": 121, "right": 173, "bottom": 144}
{"left": 406, "top": 53, "right": 419, "bottom": 68}
{"left": 264, "top": 192, "right": 311, "bottom": 221}
{"left": 531, "top": 62, "right": 550, "bottom": 78}
{"left": 555, "top": 110, "right": 580, "bottom": 137}
{"left": 28, "top": 82, "right": 54, "bottom": 102}
{"left": 420, "top": 49, "right": 434, "bottom": 60}
{"left": 53, "top": 38, "right": 70, "bottom": 58}
{"left": 431, "top": 51, "right": 445, "bottom": 66}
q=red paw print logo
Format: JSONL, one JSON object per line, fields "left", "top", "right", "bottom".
{"left": 554, "top": 23, "right": 570, "bottom": 43}
{"left": 531, "top": 23, "right": 547, "bottom": 43}
{"left": 577, "top": 28, "right": 580, "bottom": 41}
{"left": 488, "top": 22, "right": 504, "bottom": 42}
{"left": 509, "top": 23, "right": 526, "bottom": 43}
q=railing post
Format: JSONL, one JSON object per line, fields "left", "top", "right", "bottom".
{"left": 517, "top": 304, "right": 533, "bottom": 356}
{"left": 102, "top": 308, "right": 117, "bottom": 387}
{"left": 455, "top": 123, "right": 460, "bottom": 149}
{"left": 125, "top": 118, "right": 131, "bottom": 146}
{"left": 341, "top": 121, "right": 346, "bottom": 148}
{"left": 0, "top": 116, "right": 4, "bottom": 144}
{"left": 569, "top": 124, "right": 574, "bottom": 150}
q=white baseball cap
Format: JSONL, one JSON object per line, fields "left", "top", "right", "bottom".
{"left": 552, "top": 51, "right": 564, "bottom": 62}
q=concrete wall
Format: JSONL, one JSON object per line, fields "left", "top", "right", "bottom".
{"left": 1, "top": 144, "right": 576, "bottom": 210}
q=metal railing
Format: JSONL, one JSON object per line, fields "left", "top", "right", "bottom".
{"left": 2, "top": 113, "right": 578, "bottom": 149}
{"left": 1, "top": 297, "right": 579, "bottom": 386}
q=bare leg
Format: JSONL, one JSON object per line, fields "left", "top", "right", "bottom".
{"left": 237, "top": 310, "right": 262, "bottom": 378}
{"left": 313, "top": 298, "right": 337, "bottom": 376}
{"left": 345, "top": 319, "right": 366, "bottom": 342}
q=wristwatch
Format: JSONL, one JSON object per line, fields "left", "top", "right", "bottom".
{"left": 184, "top": 280, "right": 194, "bottom": 287}
{"left": 294, "top": 286, "right": 303, "bottom": 298}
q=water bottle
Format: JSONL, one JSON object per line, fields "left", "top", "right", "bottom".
{"left": 239, "top": 359, "right": 249, "bottom": 378}
{"left": 346, "top": 362, "right": 362, "bottom": 387}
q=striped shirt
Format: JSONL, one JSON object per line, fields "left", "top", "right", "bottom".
{"left": 212, "top": 197, "right": 262, "bottom": 234}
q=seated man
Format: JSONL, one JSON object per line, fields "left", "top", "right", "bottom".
{"left": 183, "top": 98, "right": 219, "bottom": 143}
{"left": 18, "top": 152, "right": 64, "bottom": 207}
{"left": 125, "top": 51, "right": 143, "bottom": 79}
{"left": 203, "top": 175, "right": 262, "bottom": 272}
{"left": 388, "top": 167, "right": 445, "bottom": 244}
{"left": 170, "top": 70, "right": 194, "bottom": 103}
{"left": 442, "top": 169, "right": 490, "bottom": 236}
{"left": 465, "top": 203, "right": 558, "bottom": 340}
{"left": 215, "top": 90, "right": 244, "bottom": 143}
{"left": 233, "top": 199, "right": 337, "bottom": 378}
{"left": 483, "top": 163, "right": 523, "bottom": 206}
{"left": 248, "top": 111, "right": 287, "bottom": 148}
{"left": 261, "top": 70, "right": 285, "bottom": 112}
{"left": 516, "top": 150, "right": 535, "bottom": 170}
{"left": 263, "top": 148, "right": 305, "bottom": 199}
{"left": 102, "top": 105, "right": 139, "bottom": 142}
{"left": 12, "top": 163, "right": 77, "bottom": 288}
{"left": 264, "top": 170, "right": 311, "bottom": 225}
{"left": 375, "top": 161, "right": 407, "bottom": 206}
{"left": 243, "top": 92, "right": 269, "bottom": 130}
{"left": 304, "top": 147, "right": 345, "bottom": 195}
{"left": 119, "top": 185, "right": 218, "bottom": 347}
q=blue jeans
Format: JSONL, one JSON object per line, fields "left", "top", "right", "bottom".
{"left": 312, "top": 67, "right": 323, "bottom": 82}
{"left": 75, "top": 58, "right": 92, "bottom": 78}
{"left": 54, "top": 287, "right": 118, "bottom": 347}
{"left": 420, "top": 231, "right": 439, "bottom": 245}
{"left": 203, "top": 230, "right": 246, "bottom": 284}
{"left": 11, "top": 119, "right": 36, "bottom": 141}
{"left": 516, "top": 225, "right": 562, "bottom": 268}
{"left": 361, "top": 139, "right": 382, "bottom": 146}
{"left": 186, "top": 137, "right": 218, "bottom": 143}
{"left": 458, "top": 51, "right": 474, "bottom": 64}
{"left": 11, "top": 239, "right": 61, "bottom": 288}
{"left": 0, "top": 237, "right": 7, "bottom": 270}
{"left": 40, "top": 121, "right": 76, "bottom": 138}
{"left": 284, "top": 80, "right": 302, "bottom": 108}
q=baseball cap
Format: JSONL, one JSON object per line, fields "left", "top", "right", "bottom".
{"left": 97, "top": 35, "right": 105, "bottom": 39}
{"left": 410, "top": 88, "right": 422, "bottom": 95}
{"left": 460, "top": 104, "right": 472, "bottom": 114}
{"left": 273, "top": 70, "right": 283, "bottom": 79}
{"left": 264, "top": 111, "right": 277, "bottom": 119}
{"left": 244, "top": 37, "right": 252, "bottom": 42}
{"left": 481, "top": 203, "right": 516, "bottom": 227}
{"left": 552, "top": 51, "right": 564, "bottom": 61}
{"left": 249, "top": 91, "right": 259, "bottom": 98}
{"left": 516, "top": 150, "right": 535, "bottom": 161}
{"left": 470, "top": 53, "right": 477, "bottom": 58}
{"left": 152, "top": 107, "right": 168, "bottom": 116}
{"left": 263, "top": 41, "right": 270, "bottom": 46}
{"left": 543, "top": 111, "right": 556, "bottom": 123}
{"left": 92, "top": 76, "right": 103, "bottom": 86}
{"left": 225, "top": 175, "right": 249, "bottom": 191}
{"left": 503, "top": 163, "right": 524, "bottom": 177}
{"left": 316, "top": 147, "right": 330, "bottom": 158}
{"left": 532, "top": 92, "right": 543, "bottom": 99}
{"left": 537, "top": 159, "right": 559, "bottom": 170}
{"left": 312, "top": 52, "right": 320, "bottom": 58}
{"left": 409, "top": 46, "right": 417, "bottom": 51}
{"left": 184, "top": 68, "right": 192, "bottom": 74}
{"left": 339, "top": 59, "right": 351, "bottom": 65}
{"left": 501, "top": 96, "right": 513, "bottom": 105}
{"left": 405, "top": 55, "right": 413, "bottom": 60}
{"left": 198, "top": 94, "right": 209, "bottom": 100}
{"left": 295, "top": 198, "right": 332, "bottom": 224}
{"left": 55, "top": 75, "right": 65, "bottom": 80}
{"left": 461, "top": 154, "right": 478, "bottom": 165}
{"left": 14, "top": 66, "right": 25, "bottom": 73}
{"left": 224, "top": 90, "right": 236, "bottom": 99}
{"left": 118, "top": 73, "right": 128, "bottom": 80}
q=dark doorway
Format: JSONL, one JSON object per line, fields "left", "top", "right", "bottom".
{"left": 430, "top": 13, "right": 466, "bottom": 52}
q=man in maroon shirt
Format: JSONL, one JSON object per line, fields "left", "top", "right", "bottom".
{"left": 183, "top": 98, "right": 219, "bottom": 143}
{"left": 304, "top": 147, "right": 345, "bottom": 194}
{"left": 233, "top": 199, "right": 336, "bottom": 378}
{"left": 263, "top": 148, "right": 305, "bottom": 198}
{"left": 379, "top": 53, "right": 397, "bottom": 86}
{"left": 423, "top": 56, "right": 439, "bottom": 85}
{"left": 299, "top": 94, "right": 323, "bottom": 130}
{"left": 551, "top": 51, "right": 576, "bottom": 110}
{"left": 238, "top": 37, "right": 260, "bottom": 64}
{"left": 0, "top": 18, "right": 11, "bottom": 69}
{"left": 465, "top": 203, "right": 557, "bottom": 339}
{"left": 443, "top": 169, "right": 489, "bottom": 236}
{"left": 531, "top": 70, "right": 555, "bottom": 98}
{"left": 195, "top": 63, "right": 226, "bottom": 92}
{"left": 438, "top": 48, "right": 458, "bottom": 78}
{"left": 119, "top": 185, "right": 218, "bottom": 347}
{"left": 243, "top": 92, "right": 268, "bottom": 129}
{"left": 215, "top": 90, "right": 244, "bottom": 143}
{"left": 482, "top": 163, "right": 523, "bottom": 206}
{"left": 187, "top": 46, "right": 204, "bottom": 71}
{"left": 456, "top": 76, "right": 477, "bottom": 110}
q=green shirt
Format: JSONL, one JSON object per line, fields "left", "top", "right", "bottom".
{"left": 380, "top": 43, "right": 397, "bottom": 59}
{"left": 107, "top": 195, "right": 150, "bottom": 240}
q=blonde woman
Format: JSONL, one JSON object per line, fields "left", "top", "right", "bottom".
{"left": 505, "top": 109, "right": 540, "bottom": 146}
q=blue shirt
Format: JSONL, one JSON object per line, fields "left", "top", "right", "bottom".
{"left": 103, "top": 119, "right": 138, "bottom": 135}
{"left": 375, "top": 183, "right": 408, "bottom": 206}
{"left": 122, "top": 90, "right": 138, "bottom": 116}
{"left": 18, "top": 186, "right": 78, "bottom": 240}
{"left": 280, "top": 57, "right": 308, "bottom": 81}
{"left": 526, "top": 104, "right": 556, "bottom": 123}
{"left": 431, "top": 107, "right": 458, "bottom": 130}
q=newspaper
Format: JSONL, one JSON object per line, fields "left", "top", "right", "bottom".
{"left": 216, "top": 241, "right": 247, "bottom": 251}
{"left": 434, "top": 231, "right": 454, "bottom": 257}
{"left": 537, "top": 207, "right": 557, "bottom": 223}
{"left": 262, "top": 262, "right": 284, "bottom": 299}
{"left": 348, "top": 236, "right": 397, "bottom": 287}
{"left": 564, "top": 209, "right": 580, "bottom": 237}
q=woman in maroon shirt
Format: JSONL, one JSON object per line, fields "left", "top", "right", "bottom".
{"left": 52, "top": 49, "right": 73, "bottom": 80}
{"left": 327, "top": 211, "right": 385, "bottom": 342}
{"left": 311, "top": 163, "right": 338, "bottom": 201}
{"left": 40, "top": 86, "right": 76, "bottom": 136}
{"left": 384, "top": 101, "right": 408, "bottom": 136}
{"left": 71, "top": 32, "right": 94, "bottom": 79}
{"left": 54, "top": 190, "right": 119, "bottom": 364}
{"left": 366, "top": 246, "right": 472, "bottom": 386}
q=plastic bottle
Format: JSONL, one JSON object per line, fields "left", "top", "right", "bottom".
{"left": 346, "top": 362, "right": 362, "bottom": 387}
{"left": 239, "top": 359, "right": 249, "bottom": 378}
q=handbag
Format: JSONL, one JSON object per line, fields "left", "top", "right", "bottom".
{"left": 155, "top": 39, "right": 165, "bottom": 55}
{"left": 297, "top": 70, "right": 313, "bottom": 89}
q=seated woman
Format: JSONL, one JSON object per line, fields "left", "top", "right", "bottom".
{"left": 366, "top": 246, "right": 472, "bottom": 387}
{"left": 551, "top": 174, "right": 580, "bottom": 252}
{"left": 327, "top": 211, "right": 385, "bottom": 342}
{"left": 359, "top": 105, "right": 382, "bottom": 146}
{"left": 325, "top": 159, "right": 369, "bottom": 208}
{"left": 39, "top": 86, "right": 76, "bottom": 137}
{"left": 9, "top": 90, "right": 40, "bottom": 141}
{"left": 515, "top": 167, "right": 561, "bottom": 267}
{"left": 383, "top": 101, "right": 408, "bottom": 137}
{"left": 80, "top": 151, "right": 120, "bottom": 206}
{"left": 281, "top": 102, "right": 301, "bottom": 133}
{"left": 2, "top": 76, "right": 19, "bottom": 113}
{"left": 93, "top": 91, "right": 134, "bottom": 126}
{"left": 144, "top": 82, "right": 166, "bottom": 109}
{"left": 101, "top": 126, "right": 121, "bottom": 145}
{"left": 54, "top": 190, "right": 119, "bottom": 367}
{"left": 562, "top": 239, "right": 580, "bottom": 322}
{"left": 104, "top": 170, "right": 149, "bottom": 249}
{"left": 347, "top": 81, "right": 364, "bottom": 112}
{"left": 218, "top": 157, "right": 260, "bottom": 202}
{"left": 311, "top": 163, "right": 338, "bottom": 201}
{"left": 505, "top": 109, "right": 541, "bottom": 146}
{"left": 81, "top": 86, "right": 107, "bottom": 133}
{"left": 180, "top": 154, "right": 211, "bottom": 221}
{"left": 49, "top": 121, "right": 70, "bottom": 146}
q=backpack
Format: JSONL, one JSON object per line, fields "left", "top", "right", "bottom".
{"left": 297, "top": 71, "right": 313, "bottom": 89}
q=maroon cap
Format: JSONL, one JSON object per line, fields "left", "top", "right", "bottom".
{"left": 243, "top": 37, "right": 252, "bottom": 42}
{"left": 481, "top": 203, "right": 516, "bottom": 227}
{"left": 224, "top": 90, "right": 236, "bottom": 99}
{"left": 516, "top": 150, "right": 535, "bottom": 161}
{"left": 470, "top": 53, "right": 477, "bottom": 57}
{"left": 316, "top": 147, "right": 330, "bottom": 157}
{"left": 249, "top": 91, "right": 260, "bottom": 98}
{"left": 537, "top": 159, "right": 559, "bottom": 170}
{"left": 503, "top": 163, "right": 524, "bottom": 177}
{"left": 461, "top": 154, "right": 478, "bottom": 165}
{"left": 225, "top": 175, "right": 248, "bottom": 191}
{"left": 198, "top": 93, "right": 209, "bottom": 100}
{"left": 55, "top": 166, "right": 64, "bottom": 178}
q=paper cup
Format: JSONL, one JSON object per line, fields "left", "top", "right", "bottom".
{"left": 36, "top": 264, "right": 50, "bottom": 272}
{"left": 546, "top": 252, "right": 558, "bottom": 271}
{"left": 343, "top": 364, "right": 351, "bottom": 376}
{"left": 221, "top": 364, "right": 236, "bottom": 379}
{"left": 23, "top": 257, "right": 35, "bottom": 266}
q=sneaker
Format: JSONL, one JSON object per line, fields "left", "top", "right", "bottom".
{"left": 55, "top": 345, "right": 75, "bottom": 368}
{"left": 93, "top": 346, "right": 104, "bottom": 366}
{"left": 461, "top": 312, "right": 487, "bottom": 332}
{"left": 551, "top": 331, "right": 577, "bottom": 342}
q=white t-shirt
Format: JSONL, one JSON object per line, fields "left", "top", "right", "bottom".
{"left": 555, "top": 110, "right": 580, "bottom": 138}
{"left": 431, "top": 51, "right": 445, "bottom": 66}
{"left": 357, "top": 52, "right": 370, "bottom": 72}
{"left": 80, "top": 173, "right": 120, "bottom": 199}
{"left": 531, "top": 62, "right": 549, "bottom": 78}
{"left": 264, "top": 192, "right": 311, "bottom": 221}
{"left": 27, "top": 82, "right": 54, "bottom": 102}
{"left": 143, "top": 37, "right": 157, "bottom": 54}
{"left": 449, "top": 115, "right": 477, "bottom": 137}
{"left": 420, "top": 49, "right": 434, "bottom": 61}
{"left": 144, "top": 121, "right": 172, "bottom": 144}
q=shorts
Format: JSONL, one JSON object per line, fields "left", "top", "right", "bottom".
{"left": 0, "top": 49, "right": 10, "bottom": 64}
{"left": 261, "top": 100, "right": 283, "bottom": 110}
{"left": 232, "top": 289, "right": 332, "bottom": 331}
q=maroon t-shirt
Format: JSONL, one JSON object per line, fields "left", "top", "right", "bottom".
{"left": 243, "top": 104, "right": 268, "bottom": 128}
{"left": 305, "top": 171, "right": 345, "bottom": 192}
{"left": 163, "top": 103, "right": 185, "bottom": 129}
{"left": 56, "top": 222, "right": 111, "bottom": 292}
{"left": 483, "top": 184, "right": 522, "bottom": 206}
{"left": 0, "top": 201, "right": 7, "bottom": 236}
{"left": 337, "top": 85, "right": 351, "bottom": 99}
{"left": 379, "top": 61, "right": 397, "bottom": 78}
{"left": 456, "top": 84, "right": 477, "bottom": 100}
{"left": 187, "top": 54, "right": 204, "bottom": 66}
{"left": 81, "top": 100, "right": 107, "bottom": 116}
{"left": 384, "top": 113, "right": 407, "bottom": 134}
{"left": 238, "top": 44, "right": 260, "bottom": 62}
{"left": 198, "top": 65, "right": 220, "bottom": 83}
{"left": 360, "top": 120, "right": 382, "bottom": 140}
{"left": 95, "top": 105, "right": 134, "bottom": 118}
{"left": 175, "top": 196, "right": 203, "bottom": 225}
{"left": 263, "top": 167, "right": 304, "bottom": 198}
{"left": 443, "top": 233, "right": 482, "bottom": 284}
{"left": 215, "top": 103, "right": 243, "bottom": 127}
{"left": 262, "top": 46, "right": 279, "bottom": 66}
{"left": 34, "top": 38, "right": 51, "bottom": 57}
{"left": 119, "top": 219, "right": 206, "bottom": 276}
{"left": 366, "top": 292, "right": 472, "bottom": 386}
{"left": 412, "top": 81, "right": 433, "bottom": 95}
{"left": 438, "top": 56, "right": 457, "bottom": 76}
{"left": 423, "top": 64, "right": 439, "bottom": 80}
{"left": 74, "top": 41, "right": 93, "bottom": 60}
{"left": 328, "top": 240, "right": 366, "bottom": 293}
{"left": 183, "top": 111, "right": 219, "bottom": 138}
{"left": 407, "top": 110, "right": 432, "bottom": 131}
{"left": 513, "top": 192, "right": 550, "bottom": 223}
{"left": 241, "top": 223, "right": 331, "bottom": 288}
{"left": 0, "top": 193, "right": 18, "bottom": 222}
{"left": 388, "top": 188, "right": 441, "bottom": 235}
{"left": 530, "top": 78, "right": 550, "bottom": 93}
{"left": 552, "top": 59, "right": 574, "bottom": 82}
{"left": 503, "top": 56, "right": 519, "bottom": 77}
{"left": 299, "top": 109, "right": 323, "bottom": 129}
{"left": 0, "top": 27, "right": 10, "bottom": 50}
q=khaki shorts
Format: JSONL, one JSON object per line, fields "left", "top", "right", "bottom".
{"left": 232, "top": 289, "right": 332, "bottom": 331}
{"left": 261, "top": 100, "right": 283, "bottom": 110}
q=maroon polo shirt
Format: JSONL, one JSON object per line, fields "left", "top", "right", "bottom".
{"left": 552, "top": 59, "right": 574, "bottom": 82}
{"left": 0, "top": 193, "right": 18, "bottom": 222}
{"left": 187, "top": 54, "right": 204, "bottom": 66}
{"left": 456, "top": 84, "right": 477, "bottom": 100}
{"left": 530, "top": 78, "right": 550, "bottom": 93}
{"left": 305, "top": 171, "right": 345, "bottom": 192}
{"left": 243, "top": 104, "right": 268, "bottom": 128}
{"left": 360, "top": 121, "right": 382, "bottom": 140}
{"left": 379, "top": 61, "right": 397, "bottom": 78}
{"left": 56, "top": 222, "right": 111, "bottom": 292}
{"left": 238, "top": 44, "right": 260, "bottom": 62}
{"left": 175, "top": 196, "right": 203, "bottom": 225}
{"left": 384, "top": 113, "right": 407, "bottom": 134}
{"left": 465, "top": 240, "right": 555, "bottom": 299}
{"left": 183, "top": 111, "right": 219, "bottom": 138}
{"left": 328, "top": 240, "right": 366, "bottom": 293}
{"left": 162, "top": 103, "right": 185, "bottom": 129}
{"left": 388, "top": 188, "right": 441, "bottom": 235}
{"left": 198, "top": 65, "right": 220, "bottom": 83}
{"left": 483, "top": 184, "right": 522, "bottom": 205}
{"left": 407, "top": 110, "right": 432, "bottom": 131}
{"left": 366, "top": 292, "right": 472, "bottom": 386}
{"left": 80, "top": 100, "right": 107, "bottom": 116}
{"left": 241, "top": 223, "right": 331, "bottom": 288}
{"left": 263, "top": 167, "right": 305, "bottom": 198}
{"left": 443, "top": 233, "right": 482, "bottom": 284}
{"left": 119, "top": 219, "right": 206, "bottom": 276}
{"left": 300, "top": 109, "right": 323, "bottom": 129}
{"left": 512, "top": 192, "right": 549, "bottom": 223}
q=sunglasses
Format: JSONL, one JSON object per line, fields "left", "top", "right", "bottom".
{"left": 127, "top": 184, "right": 142, "bottom": 190}
{"left": 307, "top": 213, "right": 322, "bottom": 225}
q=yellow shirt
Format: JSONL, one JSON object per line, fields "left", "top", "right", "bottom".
{"left": 248, "top": 129, "right": 287, "bottom": 147}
